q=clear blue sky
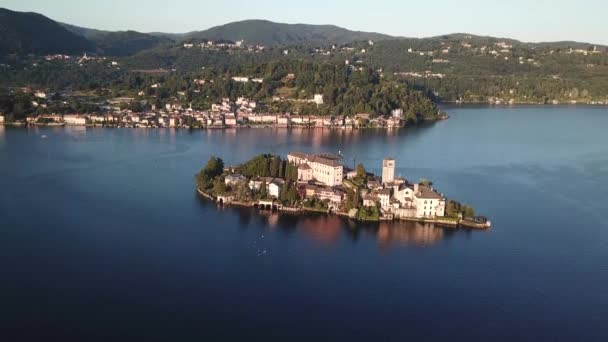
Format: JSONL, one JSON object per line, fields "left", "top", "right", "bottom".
{"left": 2, "top": 0, "right": 607, "bottom": 44}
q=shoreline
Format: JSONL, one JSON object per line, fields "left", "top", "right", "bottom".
{"left": 196, "top": 187, "right": 490, "bottom": 230}
{"left": 439, "top": 101, "right": 608, "bottom": 107}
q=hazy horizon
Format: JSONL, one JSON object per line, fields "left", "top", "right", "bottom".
{"left": 2, "top": 0, "right": 607, "bottom": 45}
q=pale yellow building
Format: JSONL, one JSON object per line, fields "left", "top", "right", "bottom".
{"left": 288, "top": 152, "right": 343, "bottom": 186}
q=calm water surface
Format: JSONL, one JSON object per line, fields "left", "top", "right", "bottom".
{"left": 1, "top": 106, "right": 607, "bottom": 341}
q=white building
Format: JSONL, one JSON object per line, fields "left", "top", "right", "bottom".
{"left": 268, "top": 179, "right": 285, "bottom": 198}
{"left": 313, "top": 94, "right": 324, "bottom": 105}
{"left": 63, "top": 115, "right": 86, "bottom": 125}
{"left": 297, "top": 164, "right": 313, "bottom": 182}
{"left": 231, "top": 76, "right": 249, "bottom": 83}
{"left": 377, "top": 189, "right": 391, "bottom": 209}
{"left": 288, "top": 152, "right": 344, "bottom": 187}
{"left": 382, "top": 158, "right": 395, "bottom": 184}
{"left": 413, "top": 185, "right": 446, "bottom": 217}
{"left": 0, "top": 115, "right": 4, "bottom": 123}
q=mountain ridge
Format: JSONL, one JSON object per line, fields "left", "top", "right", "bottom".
{"left": 0, "top": 8, "right": 605, "bottom": 56}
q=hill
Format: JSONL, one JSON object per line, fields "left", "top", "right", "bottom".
{"left": 182, "top": 19, "right": 394, "bottom": 45}
{"left": 63, "top": 23, "right": 173, "bottom": 56}
{"left": 0, "top": 8, "right": 95, "bottom": 55}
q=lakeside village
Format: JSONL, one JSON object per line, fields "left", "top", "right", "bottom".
{"left": 0, "top": 94, "right": 442, "bottom": 129}
{"left": 196, "top": 152, "right": 490, "bottom": 229}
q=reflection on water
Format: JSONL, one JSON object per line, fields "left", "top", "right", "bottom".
{"left": 376, "top": 221, "right": 446, "bottom": 249}
{"left": 297, "top": 215, "right": 343, "bottom": 246}
{"left": 199, "top": 195, "right": 474, "bottom": 249}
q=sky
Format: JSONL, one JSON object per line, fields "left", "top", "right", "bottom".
{"left": 2, "top": 0, "right": 607, "bottom": 44}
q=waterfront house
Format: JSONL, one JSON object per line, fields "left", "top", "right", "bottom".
{"left": 377, "top": 189, "right": 392, "bottom": 209}
{"left": 413, "top": 185, "right": 446, "bottom": 217}
{"left": 268, "top": 179, "right": 285, "bottom": 198}
{"left": 277, "top": 115, "right": 290, "bottom": 127}
{"left": 224, "top": 114, "right": 237, "bottom": 127}
{"left": 63, "top": 114, "right": 86, "bottom": 125}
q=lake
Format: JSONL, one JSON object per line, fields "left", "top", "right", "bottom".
{"left": 1, "top": 105, "right": 607, "bottom": 341}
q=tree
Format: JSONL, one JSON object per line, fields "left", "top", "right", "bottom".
{"left": 463, "top": 205, "right": 475, "bottom": 218}
{"left": 270, "top": 157, "right": 280, "bottom": 177}
{"left": 259, "top": 181, "right": 268, "bottom": 199}
{"left": 212, "top": 178, "right": 227, "bottom": 194}
{"left": 196, "top": 156, "right": 224, "bottom": 190}
{"left": 286, "top": 183, "right": 298, "bottom": 204}
{"left": 356, "top": 163, "right": 366, "bottom": 179}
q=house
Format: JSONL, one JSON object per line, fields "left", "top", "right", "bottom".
{"left": 313, "top": 94, "right": 324, "bottom": 105}
{"left": 303, "top": 184, "right": 318, "bottom": 198}
{"left": 277, "top": 116, "right": 289, "bottom": 127}
{"left": 413, "top": 185, "right": 446, "bottom": 217}
{"left": 224, "top": 114, "right": 237, "bottom": 127}
{"left": 63, "top": 115, "right": 86, "bottom": 125}
{"left": 363, "top": 194, "right": 378, "bottom": 207}
{"left": 391, "top": 108, "right": 403, "bottom": 118}
{"left": 315, "top": 187, "right": 344, "bottom": 207}
{"left": 288, "top": 152, "right": 344, "bottom": 187}
{"left": 0, "top": 115, "right": 5, "bottom": 123}
{"left": 231, "top": 76, "right": 249, "bottom": 83}
{"left": 34, "top": 91, "right": 46, "bottom": 99}
{"left": 249, "top": 177, "right": 274, "bottom": 191}
{"left": 268, "top": 179, "right": 285, "bottom": 198}
{"left": 345, "top": 169, "right": 357, "bottom": 179}
{"left": 377, "top": 189, "right": 391, "bottom": 209}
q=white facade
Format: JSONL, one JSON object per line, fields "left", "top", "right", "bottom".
{"left": 382, "top": 158, "right": 395, "bottom": 184}
{"left": 268, "top": 182, "right": 282, "bottom": 198}
{"left": 378, "top": 190, "right": 391, "bottom": 209}
{"left": 63, "top": 115, "right": 86, "bottom": 125}
{"left": 413, "top": 185, "right": 446, "bottom": 217}
{"left": 288, "top": 152, "right": 343, "bottom": 187}
{"left": 297, "top": 164, "right": 313, "bottom": 182}
{"left": 313, "top": 94, "right": 324, "bottom": 105}
{"left": 0, "top": 115, "right": 4, "bottom": 123}
{"left": 231, "top": 76, "right": 249, "bottom": 83}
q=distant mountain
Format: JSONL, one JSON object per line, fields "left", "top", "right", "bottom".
{"left": 63, "top": 23, "right": 173, "bottom": 56}
{"left": 1, "top": 8, "right": 604, "bottom": 57}
{"left": 61, "top": 23, "right": 111, "bottom": 39}
{"left": 0, "top": 8, "right": 95, "bottom": 55}
{"left": 181, "top": 19, "right": 394, "bottom": 45}
{"left": 430, "top": 33, "right": 604, "bottom": 50}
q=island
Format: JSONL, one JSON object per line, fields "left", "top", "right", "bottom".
{"left": 195, "top": 152, "right": 491, "bottom": 229}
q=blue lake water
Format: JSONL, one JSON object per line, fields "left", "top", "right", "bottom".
{"left": 1, "top": 105, "right": 607, "bottom": 340}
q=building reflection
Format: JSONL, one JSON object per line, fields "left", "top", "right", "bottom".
{"left": 376, "top": 221, "right": 445, "bottom": 249}
{"left": 297, "top": 215, "right": 342, "bottom": 246}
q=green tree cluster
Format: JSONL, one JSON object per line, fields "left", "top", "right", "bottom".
{"left": 196, "top": 156, "right": 224, "bottom": 190}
